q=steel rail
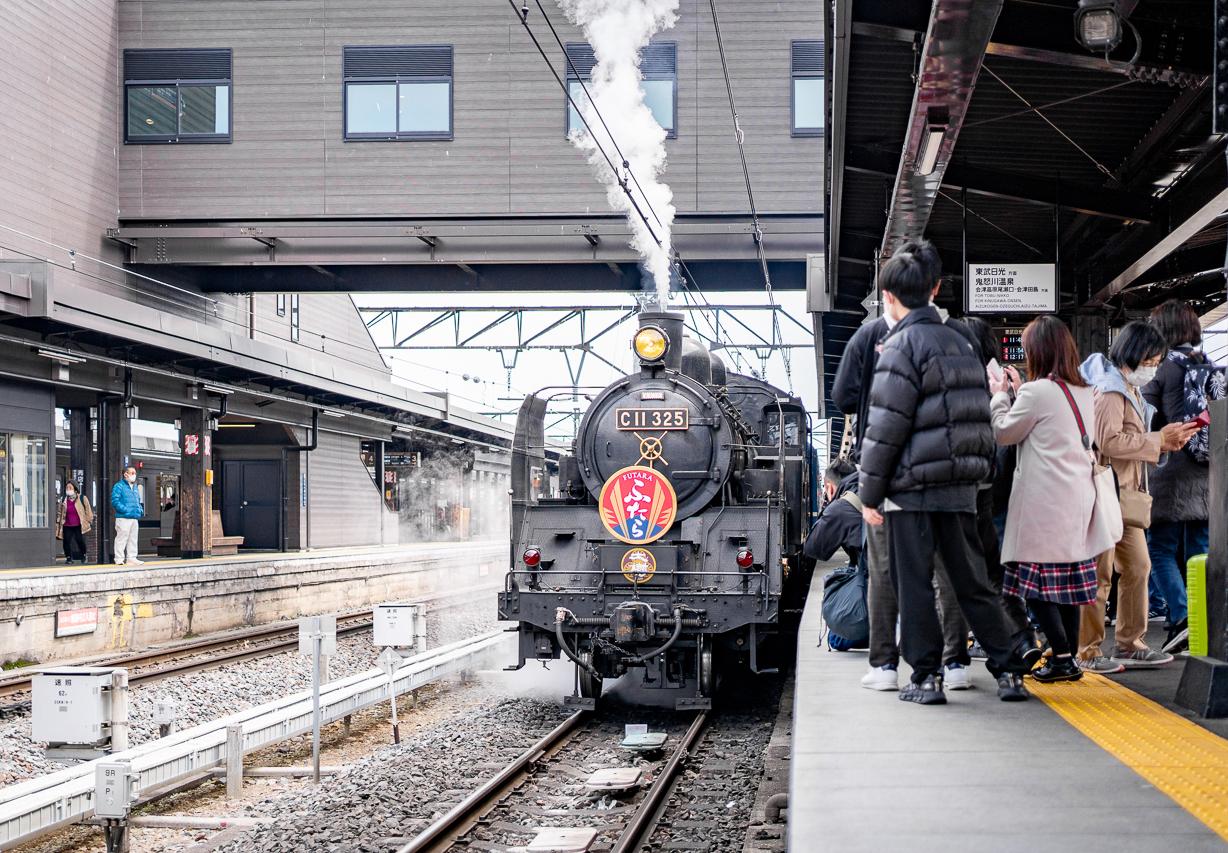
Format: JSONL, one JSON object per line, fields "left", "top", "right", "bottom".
{"left": 394, "top": 710, "right": 589, "bottom": 853}
{"left": 612, "top": 710, "right": 709, "bottom": 853}
{"left": 0, "top": 582, "right": 500, "bottom": 700}
{"left": 0, "top": 631, "right": 512, "bottom": 849}
{"left": 0, "top": 615, "right": 374, "bottom": 699}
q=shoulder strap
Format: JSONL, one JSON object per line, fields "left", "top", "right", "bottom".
{"left": 839, "top": 491, "right": 864, "bottom": 513}
{"left": 1053, "top": 379, "right": 1092, "bottom": 451}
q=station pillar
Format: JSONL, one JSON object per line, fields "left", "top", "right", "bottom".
{"left": 178, "top": 407, "right": 213, "bottom": 560}
{"left": 1176, "top": 397, "right": 1228, "bottom": 717}
{"left": 68, "top": 407, "right": 95, "bottom": 561}
{"left": 98, "top": 398, "right": 132, "bottom": 565}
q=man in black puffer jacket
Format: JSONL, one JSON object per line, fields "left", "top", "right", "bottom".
{"left": 859, "top": 249, "right": 1037, "bottom": 705}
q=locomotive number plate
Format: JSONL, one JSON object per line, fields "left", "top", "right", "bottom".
{"left": 615, "top": 407, "right": 689, "bottom": 430}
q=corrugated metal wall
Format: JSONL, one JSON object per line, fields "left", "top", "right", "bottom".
{"left": 116, "top": 0, "right": 823, "bottom": 219}
{"left": 306, "top": 428, "right": 398, "bottom": 549}
{"left": 0, "top": 2, "right": 122, "bottom": 292}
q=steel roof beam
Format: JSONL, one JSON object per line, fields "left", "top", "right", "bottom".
{"left": 826, "top": 0, "right": 854, "bottom": 301}
{"left": 879, "top": 0, "right": 1004, "bottom": 259}
{"left": 850, "top": 22, "right": 1205, "bottom": 87}
{"left": 846, "top": 145, "right": 1151, "bottom": 223}
{"left": 1089, "top": 187, "right": 1228, "bottom": 306}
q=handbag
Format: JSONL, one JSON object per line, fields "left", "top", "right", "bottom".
{"left": 1055, "top": 379, "right": 1124, "bottom": 545}
{"left": 1117, "top": 465, "right": 1153, "bottom": 530}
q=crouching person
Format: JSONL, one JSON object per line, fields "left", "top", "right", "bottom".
{"left": 858, "top": 249, "right": 1040, "bottom": 705}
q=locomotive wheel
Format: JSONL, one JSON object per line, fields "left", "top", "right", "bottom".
{"left": 698, "top": 636, "right": 715, "bottom": 698}
{"left": 578, "top": 651, "right": 603, "bottom": 703}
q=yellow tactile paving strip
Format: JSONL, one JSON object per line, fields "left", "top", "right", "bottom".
{"left": 1030, "top": 673, "right": 1228, "bottom": 842}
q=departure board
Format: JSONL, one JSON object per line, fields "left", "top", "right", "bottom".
{"left": 998, "top": 328, "right": 1025, "bottom": 365}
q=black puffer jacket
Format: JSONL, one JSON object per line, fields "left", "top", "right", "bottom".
{"left": 859, "top": 305, "right": 995, "bottom": 509}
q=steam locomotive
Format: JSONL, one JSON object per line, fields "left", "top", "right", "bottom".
{"left": 498, "top": 310, "right": 814, "bottom": 708}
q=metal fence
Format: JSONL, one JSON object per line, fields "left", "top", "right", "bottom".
{"left": 0, "top": 630, "right": 511, "bottom": 849}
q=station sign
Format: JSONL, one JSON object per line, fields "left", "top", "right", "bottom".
{"left": 965, "top": 263, "right": 1057, "bottom": 314}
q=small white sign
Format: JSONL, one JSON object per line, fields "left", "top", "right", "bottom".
{"left": 152, "top": 694, "right": 177, "bottom": 725}
{"left": 94, "top": 761, "right": 134, "bottom": 818}
{"left": 624, "top": 723, "right": 648, "bottom": 739}
{"left": 297, "top": 615, "right": 337, "bottom": 656}
{"left": 374, "top": 603, "right": 418, "bottom": 648}
{"left": 54, "top": 607, "right": 99, "bottom": 638}
{"left": 377, "top": 647, "right": 402, "bottom": 679}
{"left": 966, "top": 263, "right": 1057, "bottom": 314}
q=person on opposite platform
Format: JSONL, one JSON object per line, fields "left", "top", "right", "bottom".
{"left": 1144, "top": 300, "right": 1220, "bottom": 654}
{"left": 1078, "top": 323, "right": 1198, "bottom": 671}
{"left": 832, "top": 239, "right": 974, "bottom": 693}
{"left": 110, "top": 466, "right": 145, "bottom": 567}
{"left": 988, "top": 317, "right": 1119, "bottom": 682}
{"left": 55, "top": 480, "right": 94, "bottom": 565}
{"left": 858, "top": 248, "right": 1039, "bottom": 706}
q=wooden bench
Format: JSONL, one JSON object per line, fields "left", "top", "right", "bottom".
{"left": 151, "top": 510, "right": 245, "bottom": 557}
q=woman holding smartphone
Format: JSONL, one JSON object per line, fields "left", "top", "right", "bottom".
{"left": 988, "top": 316, "right": 1117, "bottom": 681}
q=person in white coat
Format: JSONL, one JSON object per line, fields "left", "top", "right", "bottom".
{"left": 988, "top": 317, "right": 1119, "bottom": 683}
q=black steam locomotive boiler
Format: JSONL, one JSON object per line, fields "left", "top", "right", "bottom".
{"left": 498, "top": 310, "right": 813, "bottom": 708}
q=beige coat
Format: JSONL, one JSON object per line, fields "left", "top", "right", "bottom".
{"left": 991, "top": 379, "right": 1117, "bottom": 564}
{"left": 54, "top": 494, "right": 94, "bottom": 538}
{"left": 1092, "top": 386, "right": 1161, "bottom": 493}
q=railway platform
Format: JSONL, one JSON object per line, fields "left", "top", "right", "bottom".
{"left": 0, "top": 541, "right": 507, "bottom": 665}
{"left": 790, "top": 569, "right": 1228, "bottom": 852}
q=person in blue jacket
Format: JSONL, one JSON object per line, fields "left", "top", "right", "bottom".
{"left": 110, "top": 466, "right": 144, "bottom": 566}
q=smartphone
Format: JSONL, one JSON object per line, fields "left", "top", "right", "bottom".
{"left": 1194, "top": 409, "right": 1211, "bottom": 428}
{"left": 987, "top": 358, "right": 1005, "bottom": 385}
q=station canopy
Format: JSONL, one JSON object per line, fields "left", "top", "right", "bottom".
{"left": 823, "top": 0, "right": 1224, "bottom": 416}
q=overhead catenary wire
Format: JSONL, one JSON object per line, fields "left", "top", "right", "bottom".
{"left": 531, "top": 0, "right": 666, "bottom": 233}
{"left": 507, "top": 0, "right": 663, "bottom": 250}
{"left": 706, "top": 0, "right": 791, "bottom": 391}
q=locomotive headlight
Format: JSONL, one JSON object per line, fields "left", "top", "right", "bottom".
{"left": 522, "top": 548, "right": 542, "bottom": 568}
{"left": 633, "top": 326, "right": 669, "bottom": 362}
{"left": 736, "top": 548, "right": 755, "bottom": 570}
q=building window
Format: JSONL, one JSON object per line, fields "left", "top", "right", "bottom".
{"left": 343, "top": 46, "right": 453, "bottom": 140}
{"left": 0, "top": 433, "right": 48, "bottom": 529}
{"left": 791, "top": 40, "right": 824, "bottom": 137}
{"left": 124, "top": 48, "right": 232, "bottom": 144}
{"left": 565, "top": 43, "right": 676, "bottom": 138}
{"left": 276, "top": 293, "right": 286, "bottom": 317}
{"left": 290, "top": 294, "right": 301, "bottom": 342}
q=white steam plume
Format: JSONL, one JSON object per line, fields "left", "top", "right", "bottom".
{"left": 557, "top": 0, "right": 679, "bottom": 306}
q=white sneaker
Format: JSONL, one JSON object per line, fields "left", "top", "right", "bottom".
{"left": 125, "top": 559, "right": 144, "bottom": 566}
{"left": 943, "top": 662, "right": 972, "bottom": 690}
{"left": 860, "top": 664, "right": 899, "bottom": 691}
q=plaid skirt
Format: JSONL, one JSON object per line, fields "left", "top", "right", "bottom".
{"left": 1002, "top": 558, "right": 1098, "bottom": 606}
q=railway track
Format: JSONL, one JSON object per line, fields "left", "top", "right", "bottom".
{"left": 396, "top": 708, "right": 710, "bottom": 853}
{"left": 0, "top": 582, "right": 499, "bottom": 712}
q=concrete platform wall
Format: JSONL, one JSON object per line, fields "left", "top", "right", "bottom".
{"left": 0, "top": 541, "right": 506, "bottom": 664}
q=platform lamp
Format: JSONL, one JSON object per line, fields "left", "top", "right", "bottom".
{"left": 1074, "top": 0, "right": 1123, "bottom": 53}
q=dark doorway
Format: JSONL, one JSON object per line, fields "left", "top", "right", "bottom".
{"left": 222, "top": 460, "right": 281, "bottom": 549}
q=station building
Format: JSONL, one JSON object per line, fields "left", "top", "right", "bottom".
{"left": 0, "top": 1, "right": 824, "bottom": 569}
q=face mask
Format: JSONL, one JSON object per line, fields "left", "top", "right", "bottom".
{"left": 1127, "top": 365, "right": 1158, "bottom": 387}
{"left": 66, "top": 490, "right": 76, "bottom": 499}
{"left": 125, "top": 474, "right": 136, "bottom": 484}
